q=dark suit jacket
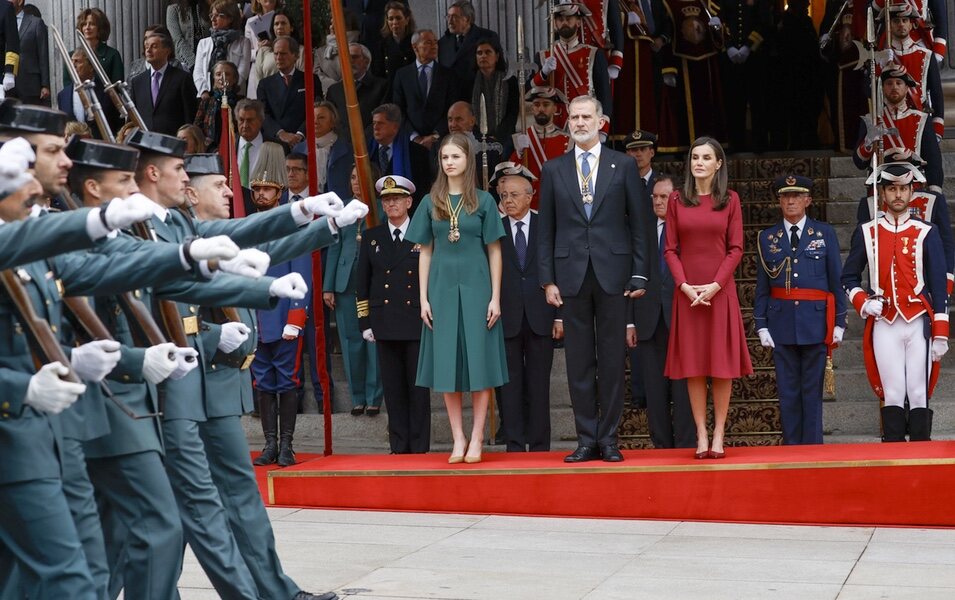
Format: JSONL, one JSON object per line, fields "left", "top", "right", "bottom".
{"left": 129, "top": 64, "right": 198, "bottom": 136}
{"left": 391, "top": 61, "right": 460, "bottom": 139}
{"left": 537, "top": 146, "right": 651, "bottom": 296}
{"left": 13, "top": 12, "right": 48, "bottom": 100}
{"left": 325, "top": 72, "right": 390, "bottom": 133}
{"left": 501, "top": 213, "right": 556, "bottom": 338}
{"left": 355, "top": 222, "right": 422, "bottom": 341}
{"left": 256, "top": 69, "right": 323, "bottom": 143}
{"left": 55, "top": 85, "right": 123, "bottom": 140}
{"left": 631, "top": 217, "right": 674, "bottom": 340}
{"left": 438, "top": 25, "right": 499, "bottom": 97}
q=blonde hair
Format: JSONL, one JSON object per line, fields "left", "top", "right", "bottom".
{"left": 430, "top": 133, "right": 478, "bottom": 220}
{"left": 176, "top": 124, "right": 207, "bottom": 153}
{"left": 65, "top": 121, "right": 92, "bottom": 140}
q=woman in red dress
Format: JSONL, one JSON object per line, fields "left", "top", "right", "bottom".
{"left": 663, "top": 137, "right": 753, "bottom": 459}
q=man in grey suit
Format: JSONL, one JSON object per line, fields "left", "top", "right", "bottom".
{"left": 538, "top": 95, "right": 651, "bottom": 463}
{"left": 10, "top": 0, "right": 45, "bottom": 104}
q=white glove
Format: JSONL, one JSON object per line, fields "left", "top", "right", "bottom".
{"left": 627, "top": 11, "right": 641, "bottom": 26}
{"left": 282, "top": 324, "right": 301, "bottom": 338}
{"left": 757, "top": 328, "right": 775, "bottom": 349}
{"left": 708, "top": 16, "right": 721, "bottom": 28}
{"left": 217, "top": 322, "right": 251, "bottom": 353}
{"left": 0, "top": 137, "right": 35, "bottom": 195}
{"left": 168, "top": 347, "right": 199, "bottom": 380}
{"left": 862, "top": 115, "right": 898, "bottom": 148}
{"left": 513, "top": 133, "right": 530, "bottom": 154}
{"left": 736, "top": 45, "right": 751, "bottom": 63}
{"left": 832, "top": 326, "right": 845, "bottom": 345}
{"left": 726, "top": 46, "right": 739, "bottom": 62}
{"left": 70, "top": 339, "right": 122, "bottom": 382}
{"left": 188, "top": 235, "right": 240, "bottom": 262}
{"left": 541, "top": 56, "right": 557, "bottom": 76}
{"left": 103, "top": 193, "right": 155, "bottom": 230}
{"left": 819, "top": 33, "right": 831, "bottom": 48}
{"left": 874, "top": 49, "right": 895, "bottom": 68}
{"left": 932, "top": 338, "right": 949, "bottom": 362}
{"left": 334, "top": 201, "right": 369, "bottom": 228}
{"left": 362, "top": 328, "right": 375, "bottom": 343}
{"left": 142, "top": 343, "right": 178, "bottom": 385}
{"left": 269, "top": 273, "right": 308, "bottom": 300}
{"left": 663, "top": 73, "right": 677, "bottom": 87}
{"left": 219, "top": 248, "right": 271, "bottom": 278}
{"left": 2, "top": 73, "right": 14, "bottom": 91}
{"left": 607, "top": 65, "right": 620, "bottom": 79}
{"left": 0, "top": 86, "right": 5, "bottom": 101}
{"left": 861, "top": 298, "right": 884, "bottom": 318}
{"left": 302, "top": 192, "right": 345, "bottom": 217}
{"left": 25, "top": 362, "right": 87, "bottom": 414}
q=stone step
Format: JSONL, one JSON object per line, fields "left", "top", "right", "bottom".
{"left": 829, "top": 153, "right": 955, "bottom": 179}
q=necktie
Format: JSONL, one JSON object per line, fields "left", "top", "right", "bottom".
{"left": 418, "top": 64, "right": 429, "bottom": 97}
{"left": 291, "top": 194, "right": 301, "bottom": 203}
{"left": 379, "top": 145, "right": 390, "bottom": 173}
{"left": 455, "top": 34, "right": 463, "bottom": 51}
{"left": 151, "top": 70, "right": 162, "bottom": 105}
{"left": 240, "top": 142, "right": 251, "bottom": 188}
{"left": 580, "top": 152, "right": 592, "bottom": 220}
{"left": 393, "top": 228, "right": 402, "bottom": 244}
{"left": 282, "top": 72, "right": 291, "bottom": 87}
{"left": 164, "top": 212, "right": 173, "bottom": 227}
{"left": 642, "top": 0, "right": 656, "bottom": 32}
{"left": 658, "top": 222, "right": 668, "bottom": 277}
{"left": 790, "top": 225, "right": 800, "bottom": 251}
{"left": 514, "top": 221, "right": 528, "bottom": 270}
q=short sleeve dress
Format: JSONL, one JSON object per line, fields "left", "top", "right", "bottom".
{"left": 663, "top": 190, "right": 753, "bottom": 380}
{"left": 405, "top": 189, "right": 509, "bottom": 392}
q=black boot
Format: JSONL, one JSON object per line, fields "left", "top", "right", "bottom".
{"left": 908, "top": 407, "right": 934, "bottom": 441}
{"left": 277, "top": 390, "right": 299, "bottom": 467}
{"left": 881, "top": 406, "right": 907, "bottom": 442}
{"left": 253, "top": 391, "right": 279, "bottom": 465}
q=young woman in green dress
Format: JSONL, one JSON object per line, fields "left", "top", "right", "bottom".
{"left": 406, "top": 133, "right": 509, "bottom": 464}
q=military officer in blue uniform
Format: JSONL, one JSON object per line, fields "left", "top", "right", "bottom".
{"left": 754, "top": 175, "right": 847, "bottom": 445}
{"left": 324, "top": 166, "right": 384, "bottom": 416}
{"left": 356, "top": 175, "right": 432, "bottom": 454}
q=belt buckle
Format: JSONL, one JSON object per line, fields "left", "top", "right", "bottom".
{"left": 182, "top": 316, "right": 199, "bottom": 335}
{"left": 240, "top": 353, "right": 256, "bottom": 370}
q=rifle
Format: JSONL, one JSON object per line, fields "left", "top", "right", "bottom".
{"left": 51, "top": 25, "right": 115, "bottom": 143}
{"left": 74, "top": 29, "right": 146, "bottom": 130}
{"left": 479, "top": 93, "right": 489, "bottom": 191}
{"left": 820, "top": 0, "right": 851, "bottom": 50}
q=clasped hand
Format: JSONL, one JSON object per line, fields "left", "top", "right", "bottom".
{"left": 681, "top": 281, "right": 721, "bottom": 307}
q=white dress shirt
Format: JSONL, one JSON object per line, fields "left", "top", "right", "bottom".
{"left": 508, "top": 211, "right": 531, "bottom": 245}
{"left": 573, "top": 143, "right": 601, "bottom": 194}
{"left": 388, "top": 218, "right": 410, "bottom": 242}
{"left": 238, "top": 132, "right": 263, "bottom": 181}
{"left": 784, "top": 215, "right": 808, "bottom": 249}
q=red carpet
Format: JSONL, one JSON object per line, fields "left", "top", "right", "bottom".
{"left": 257, "top": 443, "right": 955, "bottom": 527}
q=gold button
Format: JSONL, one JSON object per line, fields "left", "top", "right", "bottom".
{"left": 408, "top": 271, "right": 413, "bottom": 275}
{"left": 407, "top": 285, "right": 412, "bottom": 289}
{"left": 189, "top": 306, "right": 197, "bottom": 314}
{"left": 793, "top": 259, "right": 798, "bottom": 264}
{"left": 406, "top": 300, "right": 411, "bottom": 305}
{"left": 134, "top": 290, "right": 142, "bottom": 298}
{"left": 384, "top": 299, "right": 389, "bottom": 304}
{"left": 45, "top": 300, "right": 50, "bottom": 306}
{"left": 1, "top": 402, "right": 8, "bottom": 410}
{"left": 793, "top": 273, "right": 799, "bottom": 278}
{"left": 384, "top": 284, "right": 389, "bottom": 289}
{"left": 794, "top": 301, "right": 800, "bottom": 306}
{"left": 51, "top": 325, "right": 57, "bottom": 333}
{"left": 211, "top": 364, "right": 217, "bottom": 370}
{"left": 386, "top": 270, "right": 390, "bottom": 274}
{"left": 122, "top": 375, "right": 129, "bottom": 381}
{"left": 1, "top": 413, "right": 7, "bottom": 419}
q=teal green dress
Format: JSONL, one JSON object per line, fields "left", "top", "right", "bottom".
{"left": 406, "top": 190, "right": 509, "bottom": 392}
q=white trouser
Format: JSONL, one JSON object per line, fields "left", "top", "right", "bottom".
{"left": 873, "top": 316, "right": 930, "bottom": 409}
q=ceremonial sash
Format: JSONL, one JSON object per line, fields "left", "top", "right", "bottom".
{"left": 770, "top": 287, "right": 837, "bottom": 350}
{"left": 552, "top": 43, "right": 586, "bottom": 92}
{"left": 527, "top": 127, "right": 547, "bottom": 170}
{"left": 582, "top": 15, "right": 607, "bottom": 49}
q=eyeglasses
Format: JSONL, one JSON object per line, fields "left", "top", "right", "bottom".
{"left": 286, "top": 166, "right": 307, "bottom": 173}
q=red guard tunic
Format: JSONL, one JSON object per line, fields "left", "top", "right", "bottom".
{"left": 579, "top": 0, "right": 625, "bottom": 71}
{"left": 532, "top": 40, "right": 601, "bottom": 129}
{"left": 885, "top": 38, "right": 944, "bottom": 138}
{"left": 856, "top": 105, "right": 928, "bottom": 165}
{"left": 873, "top": 0, "right": 948, "bottom": 60}
{"left": 509, "top": 125, "right": 571, "bottom": 210}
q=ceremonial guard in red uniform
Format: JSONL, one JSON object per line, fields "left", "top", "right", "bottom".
{"left": 820, "top": 0, "right": 869, "bottom": 153}
{"left": 658, "top": 0, "right": 726, "bottom": 152}
{"left": 509, "top": 87, "right": 572, "bottom": 210}
{"left": 719, "top": 0, "right": 772, "bottom": 152}
{"left": 531, "top": 2, "right": 613, "bottom": 130}
{"left": 578, "top": 0, "right": 625, "bottom": 79}
{"left": 874, "top": 0, "right": 948, "bottom": 62}
{"left": 614, "top": 0, "right": 670, "bottom": 138}
{"left": 856, "top": 148, "right": 954, "bottom": 294}
{"left": 853, "top": 63, "right": 943, "bottom": 191}
{"left": 842, "top": 162, "right": 949, "bottom": 442}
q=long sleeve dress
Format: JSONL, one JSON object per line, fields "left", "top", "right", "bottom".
{"left": 663, "top": 190, "right": 753, "bottom": 379}
{"left": 405, "top": 190, "right": 508, "bottom": 392}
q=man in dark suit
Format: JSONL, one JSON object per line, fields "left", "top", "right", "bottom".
{"left": 11, "top": 0, "right": 49, "bottom": 105}
{"left": 256, "top": 36, "right": 323, "bottom": 150}
{"left": 494, "top": 162, "right": 559, "bottom": 452}
{"left": 128, "top": 32, "right": 197, "bottom": 136}
{"left": 438, "top": 1, "right": 499, "bottom": 98}
{"left": 56, "top": 49, "right": 122, "bottom": 137}
{"left": 356, "top": 174, "right": 431, "bottom": 453}
{"left": 538, "top": 95, "right": 651, "bottom": 463}
{"left": 392, "top": 29, "right": 460, "bottom": 152}
{"left": 629, "top": 175, "right": 695, "bottom": 448}
{"left": 325, "top": 42, "right": 389, "bottom": 133}
{"left": 367, "top": 103, "right": 432, "bottom": 208}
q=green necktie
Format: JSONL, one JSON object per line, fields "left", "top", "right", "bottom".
{"left": 240, "top": 142, "right": 251, "bottom": 188}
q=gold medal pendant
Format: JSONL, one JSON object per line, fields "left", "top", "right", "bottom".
{"left": 448, "top": 227, "right": 460, "bottom": 243}
{"left": 446, "top": 195, "right": 464, "bottom": 244}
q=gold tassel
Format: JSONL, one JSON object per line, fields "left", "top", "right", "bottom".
{"left": 824, "top": 356, "right": 836, "bottom": 396}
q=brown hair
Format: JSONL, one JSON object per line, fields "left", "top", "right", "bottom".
{"left": 177, "top": 124, "right": 207, "bottom": 153}
{"left": 379, "top": 1, "right": 416, "bottom": 38}
{"left": 210, "top": 0, "right": 242, "bottom": 30}
{"left": 251, "top": 0, "right": 284, "bottom": 15}
{"left": 77, "top": 8, "right": 111, "bottom": 42}
{"left": 430, "top": 133, "right": 478, "bottom": 220}
{"left": 678, "top": 136, "right": 729, "bottom": 210}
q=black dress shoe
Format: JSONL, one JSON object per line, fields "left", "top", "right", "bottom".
{"left": 366, "top": 406, "right": 380, "bottom": 416}
{"left": 601, "top": 445, "right": 624, "bottom": 462}
{"left": 350, "top": 405, "right": 366, "bottom": 416}
{"left": 293, "top": 591, "right": 338, "bottom": 600}
{"left": 564, "top": 446, "right": 600, "bottom": 463}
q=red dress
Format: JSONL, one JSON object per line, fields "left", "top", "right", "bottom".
{"left": 663, "top": 190, "right": 753, "bottom": 379}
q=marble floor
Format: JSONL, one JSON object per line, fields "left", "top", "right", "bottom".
{"left": 175, "top": 508, "right": 955, "bottom": 599}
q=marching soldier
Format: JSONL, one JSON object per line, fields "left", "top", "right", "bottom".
{"left": 874, "top": 0, "right": 948, "bottom": 62}
{"left": 357, "top": 175, "right": 432, "bottom": 454}
{"left": 531, "top": 2, "right": 613, "bottom": 130}
{"left": 754, "top": 175, "right": 846, "bottom": 445}
{"left": 853, "top": 63, "right": 943, "bottom": 191}
{"left": 855, "top": 148, "right": 954, "bottom": 294}
{"left": 509, "top": 87, "right": 571, "bottom": 209}
{"left": 842, "top": 162, "right": 949, "bottom": 442}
